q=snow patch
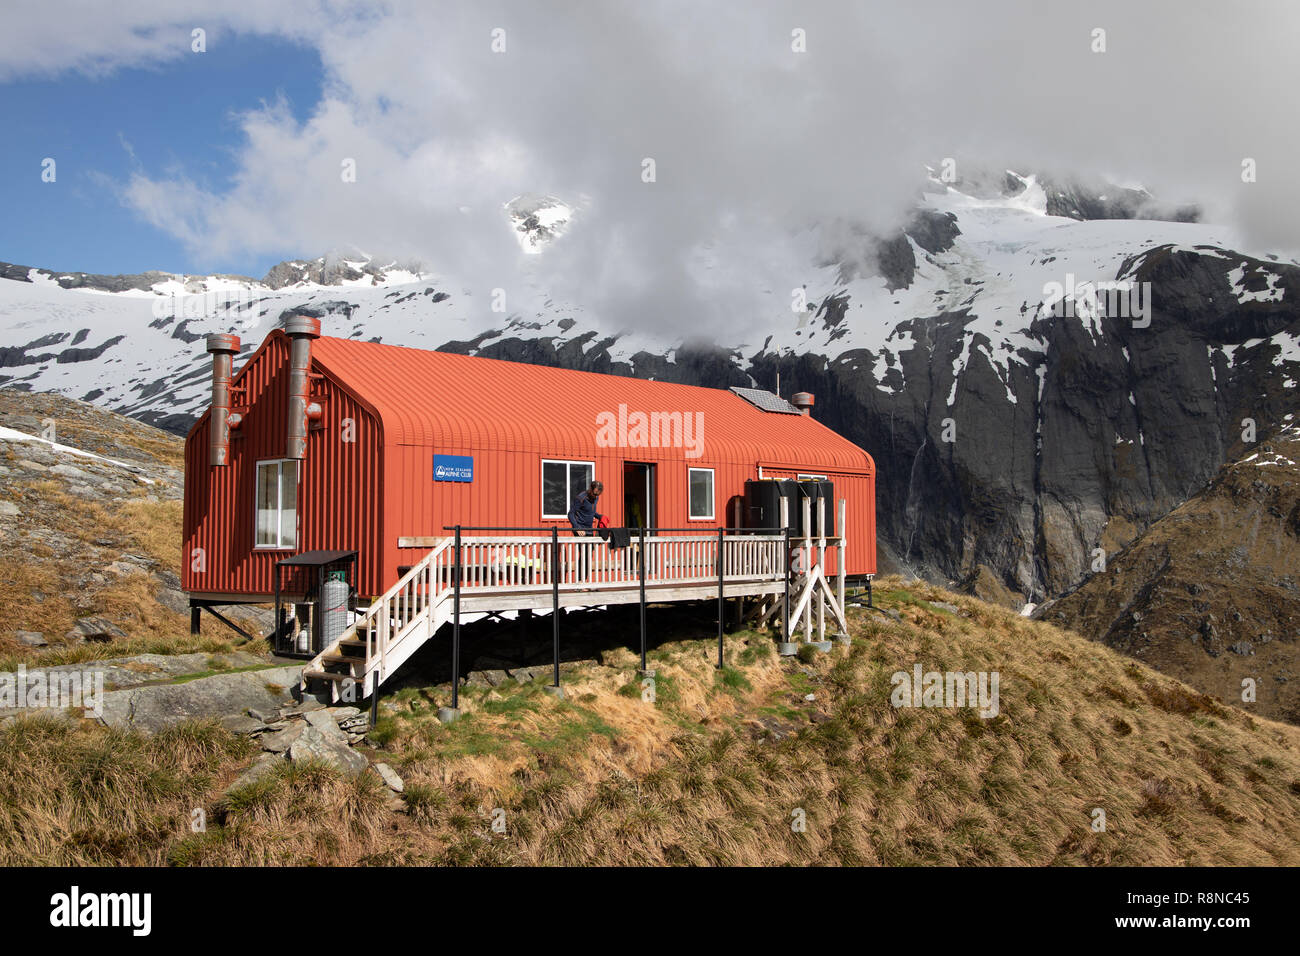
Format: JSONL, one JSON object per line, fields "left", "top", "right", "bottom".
{"left": 0, "top": 425, "right": 154, "bottom": 482}
{"left": 1227, "top": 262, "right": 1285, "bottom": 304}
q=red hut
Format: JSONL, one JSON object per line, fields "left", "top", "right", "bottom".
{"left": 182, "top": 319, "right": 876, "bottom": 657}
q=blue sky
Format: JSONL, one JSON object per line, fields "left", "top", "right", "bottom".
{"left": 0, "top": 35, "right": 322, "bottom": 278}
{"left": 0, "top": 0, "right": 1295, "bottom": 310}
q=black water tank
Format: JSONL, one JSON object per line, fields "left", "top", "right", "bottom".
{"left": 794, "top": 479, "right": 835, "bottom": 537}
{"left": 744, "top": 478, "right": 795, "bottom": 532}
{"left": 744, "top": 478, "right": 835, "bottom": 536}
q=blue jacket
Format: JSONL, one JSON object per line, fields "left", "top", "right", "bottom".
{"left": 567, "top": 492, "right": 602, "bottom": 531}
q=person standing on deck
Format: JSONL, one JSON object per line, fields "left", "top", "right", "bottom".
{"left": 567, "top": 480, "right": 605, "bottom": 534}
{"left": 567, "top": 480, "right": 604, "bottom": 581}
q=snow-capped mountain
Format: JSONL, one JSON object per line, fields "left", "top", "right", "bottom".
{"left": 3, "top": 171, "right": 1298, "bottom": 603}
{"left": 504, "top": 194, "right": 573, "bottom": 254}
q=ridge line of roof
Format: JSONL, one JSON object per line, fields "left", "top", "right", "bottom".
{"left": 311, "top": 333, "right": 758, "bottom": 401}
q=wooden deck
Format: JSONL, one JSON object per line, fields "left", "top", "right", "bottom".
{"left": 302, "top": 499, "right": 851, "bottom": 703}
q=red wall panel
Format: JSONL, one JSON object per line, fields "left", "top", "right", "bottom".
{"left": 182, "top": 336, "right": 385, "bottom": 598}
{"left": 185, "top": 332, "right": 878, "bottom": 603}
{"left": 383, "top": 448, "right": 876, "bottom": 581}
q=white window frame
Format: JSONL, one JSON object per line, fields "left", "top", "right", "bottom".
{"left": 687, "top": 467, "right": 715, "bottom": 521}
{"left": 797, "top": 473, "right": 828, "bottom": 481}
{"left": 541, "top": 458, "right": 596, "bottom": 520}
{"left": 254, "top": 458, "right": 299, "bottom": 550}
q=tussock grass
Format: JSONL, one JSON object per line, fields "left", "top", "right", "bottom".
{"left": 0, "top": 634, "right": 270, "bottom": 674}
{"left": 0, "top": 393, "right": 184, "bottom": 474}
{"left": 0, "top": 716, "right": 251, "bottom": 866}
{"left": 0, "top": 557, "right": 71, "bottom": 646}
{"left": 5, "top": 576, "right": 1300, "bottom": 866}
{"left": 172, "top": 760, "right": 393, "bottom": 866}
{"left": 363, "top": 579, "right": 1300, "bottom": 865}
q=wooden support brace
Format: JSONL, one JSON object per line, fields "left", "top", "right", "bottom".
{"left": 788, "top": 565, "right": 850, "bottom": 636}
{"left": 754, "top": 599, "right": 782, "bottom": 629}
{"left": 787, "top": 573, "right": 817, "bottom": 634}
{"left": 817, "top": 568, "right": 851, "bottom": 634}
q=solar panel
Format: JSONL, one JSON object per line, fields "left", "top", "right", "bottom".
{"left": 730, "top": 386, "right": 802, "bottom": 414}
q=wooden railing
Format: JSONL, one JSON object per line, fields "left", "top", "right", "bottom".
{"left": 309, "top": 524, "right": 829, "bottom": 704}
{"left": 451, "top": 530, "right": 787, "bottom": 592}
{"left": 357, "top": 537, "right": 455, "bottom": 683}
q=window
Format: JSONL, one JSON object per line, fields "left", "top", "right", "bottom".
{"left": 255, "top": 459, "right": 298, "bottom": 549}
{"left": 688, "top": 467, "right": 714, "bottom": 520}
{"left": 797, "top": 473, "right": 828, "bottom": 481}
{"left": 542, "top": 459, "right": 594, "bottom": 519}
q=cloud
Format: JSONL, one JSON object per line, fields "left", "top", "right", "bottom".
{"left": 0, "top": 1, "right": 308, "bottom": 80}
{"left": 5, "top": 0, "right": 1300, "bottom": 338}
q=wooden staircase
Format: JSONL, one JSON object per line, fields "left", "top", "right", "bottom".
{"left": 301, "top": 538, "right": 455, "bottom": 703}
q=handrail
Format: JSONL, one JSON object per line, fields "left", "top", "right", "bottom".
{"left": 339, "top": 530, "right": 788, "bottom": 682}
{"left": 442, "top": 532, "right": 787, "bottom": 597}
{"left": 445, "top": 525, "right": 791, "bottom": 533}
{"left": 316, "top": 536, "right": 456, "bottom": 692}
{"left": 459, "top": 533, "right": 790, "bottom": 543}
{"left": 374, "top": 537, "right": 454, "bottom": 605}
{"left": 308, "top": 498, "right": 848, "bottom": 703}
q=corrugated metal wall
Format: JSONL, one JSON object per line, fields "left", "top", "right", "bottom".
{"left": 185, "top": 332, "right": 878, "bottom": 604}
{"left": 182, "top": 335, "right": 385, "bottom": 598}
{"left": 384, "top": 447, "right": 876, "bottom": 579}
{"left": 755, "top": 467, "right": 876, "bottom": 577}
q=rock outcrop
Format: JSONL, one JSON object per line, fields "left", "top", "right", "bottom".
{"left": 1039, "top": 417, "right": 1300, "bottom": 724}
{"left": 98, "top": 665, "right": 306, "bottom": 733}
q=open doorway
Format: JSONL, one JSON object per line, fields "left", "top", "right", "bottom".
{"left": 623, "top": 461, "right": 656, "bottom": 529}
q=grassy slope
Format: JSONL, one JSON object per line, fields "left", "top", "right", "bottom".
{"left": 0, "top": 481, "right": 261, "bottom": 667}
{"left": 5, "top": 576, "right": 1300, "bottom": 866}
{"left": 0, "top": 390, "right": 261, "bottom": 665}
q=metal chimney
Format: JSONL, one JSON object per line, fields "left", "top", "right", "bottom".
{"left": 205, "top": 333, "right": 241, "bottom": 466}
{"left": 284, "top": 315, "right": 321, "bottom": 460}
{"left": 792, "top": 391, "right": 815, "bottom": 416}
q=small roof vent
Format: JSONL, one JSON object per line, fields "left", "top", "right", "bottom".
{"left": 730, "top": 386, "right": 802, "bottom": 415}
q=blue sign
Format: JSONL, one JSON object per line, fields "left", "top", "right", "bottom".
{"left": 433, "top": 454, "right": 474, "bottom": 482}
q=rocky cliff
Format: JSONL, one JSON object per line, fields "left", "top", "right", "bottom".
{"left": 449, "top": 222, "right": 1300, "bottom": 603}
{"left": 1037, "top": 416, "right": 1300, "bottom": 724}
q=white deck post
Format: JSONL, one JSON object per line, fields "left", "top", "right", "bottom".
{"left": 731, "top": 496, "right": 743, "bottom": 624}
{"left": 778, "top": 496, "right": 794, "bottom": 654}
{"left": 801, "top": 495, "right": 812, "bottom": 644}
{"left": 837, "top": 498, "right": 848, "bottom": 642}
{"left": 379, "top": 597, "right": 389, "bottom": 684}
{"left": 817, "top": 497, "right": 826, "bottom": 643}
{"left": 780, "top": 494, "right": 790, "bottom": 587}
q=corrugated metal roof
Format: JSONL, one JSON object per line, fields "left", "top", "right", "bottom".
{"left": 307, "top": 333, "right": 874, "bottom": 472}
